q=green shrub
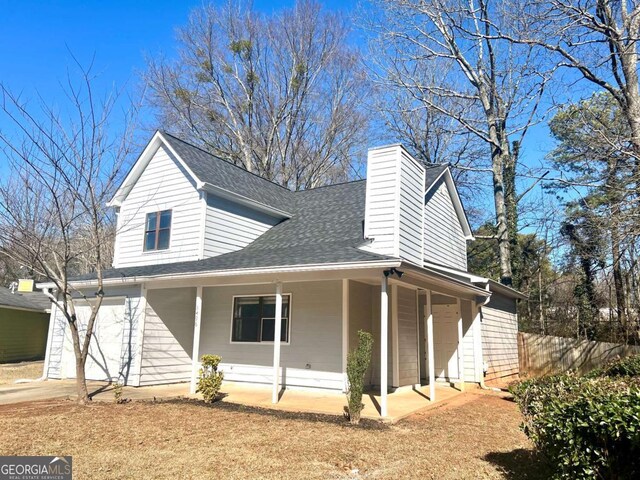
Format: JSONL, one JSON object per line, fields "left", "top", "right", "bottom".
{"left": 196, "top": 354, "right": 224, "bottom": 403}
{"left": 587, "top": 354, "right": 640, "bottom": 379}
{"left": 512, "top": 373, "right": 640, "bottom": 479}
{"left": 346, "top": 330, "right": 374, "bottom": 425}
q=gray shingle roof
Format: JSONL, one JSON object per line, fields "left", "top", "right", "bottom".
{"left": 424, "top": 164, "right": 448, "bottom": 191}
{"left": 162, "top": 132, "right": 293, "bottom": 213}
{"left": 74, "top": 179, "right": 393, "bottom": 281}
{"left": 0, "top": 287, "right": 50, "bottom": 312}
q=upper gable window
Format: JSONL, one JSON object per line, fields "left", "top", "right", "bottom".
{"left": 144, "top": 210, "right": 172, "bottom": 251}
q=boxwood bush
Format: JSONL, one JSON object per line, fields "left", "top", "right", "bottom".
{"left": 511, "top": 357, "right": 640, "bottom": 479}
{"left": 586, "top": 354, "right": 640, "bottom": 379}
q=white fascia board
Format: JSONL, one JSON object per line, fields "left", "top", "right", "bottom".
{"left": 35, "top": 259, "right": 402, "bottom": 289}
{"left": 201, "top": 183, "right": 291, "bottom": 218}
{"left": 441, "top": 169, "right": 474, "bottom": 240}
{"left": 401, "top": 262, "right": 491, "bottom": 297}
{"left": 424, "top": 261, "right": 489, "bottom": 283}
{"left": 486, "top": 279, "right": 528, "bottom": 300}
{"left": 107, "top": 131, "right": 203, "bottom": 207}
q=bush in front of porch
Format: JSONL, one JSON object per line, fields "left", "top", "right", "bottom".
{"left": 197, "top": 354, "right": 224, "bottom": 403}
{"left": 346, "top": 330, "right": 373, "bottom": 425}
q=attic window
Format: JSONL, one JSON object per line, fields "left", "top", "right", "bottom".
{"left": 144, "top": 210, "right": 172, "bottom": 251}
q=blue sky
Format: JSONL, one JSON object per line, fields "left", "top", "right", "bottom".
{"left": 0, "top": 0, "right": 555, "bottom": 205}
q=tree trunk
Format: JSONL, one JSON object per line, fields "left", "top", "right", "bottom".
{"left": 610, "top": 222, "right": 628, "bottom": 339}
{"left": 69, "top": 319, "right": 90, "bottom": 404}
{"left": 490, "top": 136, "right": 514, "bottom": 286}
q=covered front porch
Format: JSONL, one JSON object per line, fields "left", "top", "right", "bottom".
{"left": 134, "top": 262, "right": 490, "bottom": 418}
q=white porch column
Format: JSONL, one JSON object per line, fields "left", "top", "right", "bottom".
{"left": 342, "top": 279, "right": 349, "bottom": 392}
{"left": 426, "top": 290, "right": 435, "bottom": 402}
{"left": 380, "top": 273, "right": 389, "bottom": 417}
{"left": 472, "top": 301, "right": 485, "bottom": 385}
{"left": 190, "top": 286, "right": 203, "bottom": 394}
{"left": 272, "top": 282, "right": 283, "bottom": 404}
{"left": 457, "top": 298, "right": 465, "bottom": 392}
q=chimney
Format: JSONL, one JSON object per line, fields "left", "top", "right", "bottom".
{"left": 362, "top": 145, "right": 425, "bottom": 266}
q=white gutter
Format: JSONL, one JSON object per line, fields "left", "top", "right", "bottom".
{"left": 36, "top": 259, "right": 402, "bottom": 289}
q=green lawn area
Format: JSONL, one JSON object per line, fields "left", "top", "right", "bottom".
{"left": 0, "top": 392, "right": 549, "bottom": 479}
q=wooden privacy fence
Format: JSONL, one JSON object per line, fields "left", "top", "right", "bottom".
{"left": 518, "top": 332, "right": 640, "bottom": 376}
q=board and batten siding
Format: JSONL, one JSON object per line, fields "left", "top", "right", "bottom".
{"left": 363, "top": 145, "right": 425, "bottom": 265}
{"left": 396, "top": 286, "right": 419, "bottom": 386}
{"left": 139, "top": 287, "right": 195, "bottom": 386}
{"left": 113, "top": 145, "right": 203, "bottom": 267}
{"left": 199, "top": 281, "right": 344, "bottom": 390}
{"left": 481, "top": 293, "right": 519, "bottom": 382}
{"left": 203, "top": 194, "right": 280, "bottom": 257}
{"left": 45, "top": 285, "right": 144, "bottom": 385}
{"left": 424, "top": 179, "right": 468, "bottom": 270}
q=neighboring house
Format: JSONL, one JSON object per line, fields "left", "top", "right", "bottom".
{"left": 0, "top": 283, "right": 51, "bottom": 363}
{"left": 40, "top": 131, "right": 524, "bottom": 416}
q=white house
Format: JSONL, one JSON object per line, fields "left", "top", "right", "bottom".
{"left": 40, "top": 131, "right": 524, "bottom": 417}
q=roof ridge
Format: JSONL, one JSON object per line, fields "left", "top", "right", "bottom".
{"left": 295, "top": 178, "right": 366, "bottom": 193}
{"left": 160, "top": 131, "right": 292, "bottom": 193}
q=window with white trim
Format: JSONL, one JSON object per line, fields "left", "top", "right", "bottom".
{"left": 232, "top": 295, "right": 290, "bottom": 343}
{"left": 144, "top": 210, "right": 172, "bottom": 251}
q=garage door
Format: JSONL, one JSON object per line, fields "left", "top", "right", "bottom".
{"left": 62, "top": 297, "right": 126, "bottom": 381}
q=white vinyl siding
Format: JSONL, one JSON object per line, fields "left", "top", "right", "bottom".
{"left": 363, "top": 145, "right": 425, "bottom": 264}
{"left": 203, "top": 194, "right": 280, "bottom": 257}
{"left": 399, "top": 151, "right": 425, "bottom": 265}
{"left": 424, "top": 180, "right": 468, "bottom": 270}
{"left": 397, "top": 286, "right": 418, "bottom": 386}
{"left": 348, "top": 281, "right": 375, "bottom": 387}
{"left": 139, "top": 287, "right": 195, "bottom": 386}
{"left": 461, "top": 300, "right": 476, "bottom": 381}
{"left": 114, "top": 145, "right": 202, "bottom": 267}
{"left": 481, "top": 293, "right": 519, "bottom": 381}
{"left": 199, "top": 281, "right": 344, "bottom": 390}
{"left": 363, "top": 147, "right": 400, "bottom": 256}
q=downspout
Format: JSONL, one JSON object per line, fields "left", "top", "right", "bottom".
{"left": 477, "top": 284, "right": 501, "bottom": 392}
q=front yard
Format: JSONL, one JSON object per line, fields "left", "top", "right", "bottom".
{"left": 0, "top": 392, "right": 549, "bottom": 479}
{"left": 0, "top": 360, "right": 43, "bottom": 385}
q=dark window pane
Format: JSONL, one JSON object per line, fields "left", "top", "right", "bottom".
{"left": 260, "top": 318, "right": 288, "bottom": 342}
{"left": 232, "top": 317, "right": 260, "bottom": 342}
{"left": 160, "top": 210, "right": 172, "bottom": 229}
{"left": 261, "top": 318, "right": 274, "bottom": 342}
{"left": 145, "top": 231, "right": 156, "bottom": 251}
{"left": 234, "top": 297, "right": 260, "bottom": 318}
{"left": 146, "top": 213, "right": 157, "bottom": 231}
{"left": 157, "top": 229, "right": 170, "bottom": 250}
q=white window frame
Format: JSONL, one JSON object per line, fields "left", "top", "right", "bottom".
{"left": 141, "top": 207, "right": 173, "bottom": 254}
{"left": 229, "top": 293, "right": 292, "bottom": 345}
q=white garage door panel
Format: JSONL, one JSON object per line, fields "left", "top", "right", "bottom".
{"left": 62, "top": 298, "right": 126, "bottom": 381}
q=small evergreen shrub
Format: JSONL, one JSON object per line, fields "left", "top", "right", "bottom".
{"left": 196, "top": 354, "right": 224, "bottom": 403}
{"left": 346, "top": 330, "right": 373, "bottom": 425}
{"left": 586, "top": 354, "right": 640, "bottom": 379}
{"left": 511, "top": 373, "right": 640, "bottom": 479}
{"left": 113, "top": 381, "right": 128, "bottom": 404}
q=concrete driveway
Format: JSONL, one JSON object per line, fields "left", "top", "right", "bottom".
{"left": 0, "top": 379, "right": 191, "bottom": 405}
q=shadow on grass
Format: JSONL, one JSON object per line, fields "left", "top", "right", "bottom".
{"left": 152, "top": 396, "right": 390, "bottom": 431}
{"left": 485, "top": 448, "right": 552, "bottom": 480}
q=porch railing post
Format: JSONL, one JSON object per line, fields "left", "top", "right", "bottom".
{"left": 426, "top": 290, "right": 435, "bottom": 402}
{"left": 190, "top": 286, "right": 203, "bottom": 395}
{"left": 380, "top": 273, "right": 389, "bottom": 417}
{"left": 272, "top": 282, "right": 283, "bottom": 404}
{"left": 457, "top": 298, "right": 465, "bottom": 392}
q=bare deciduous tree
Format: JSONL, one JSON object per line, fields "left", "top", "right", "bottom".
{"left": 0, "top": 65, "right": 137, "bottom": 403}
{"left": 146, "top": 0, "right": 372, "bottom": 190}
{"left": 368, "top": 0, "right": 551, "bottom": 286}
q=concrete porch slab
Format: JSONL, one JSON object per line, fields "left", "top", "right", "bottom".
{"left": 1, "top": 378, "right": 468, "bottom": 423}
